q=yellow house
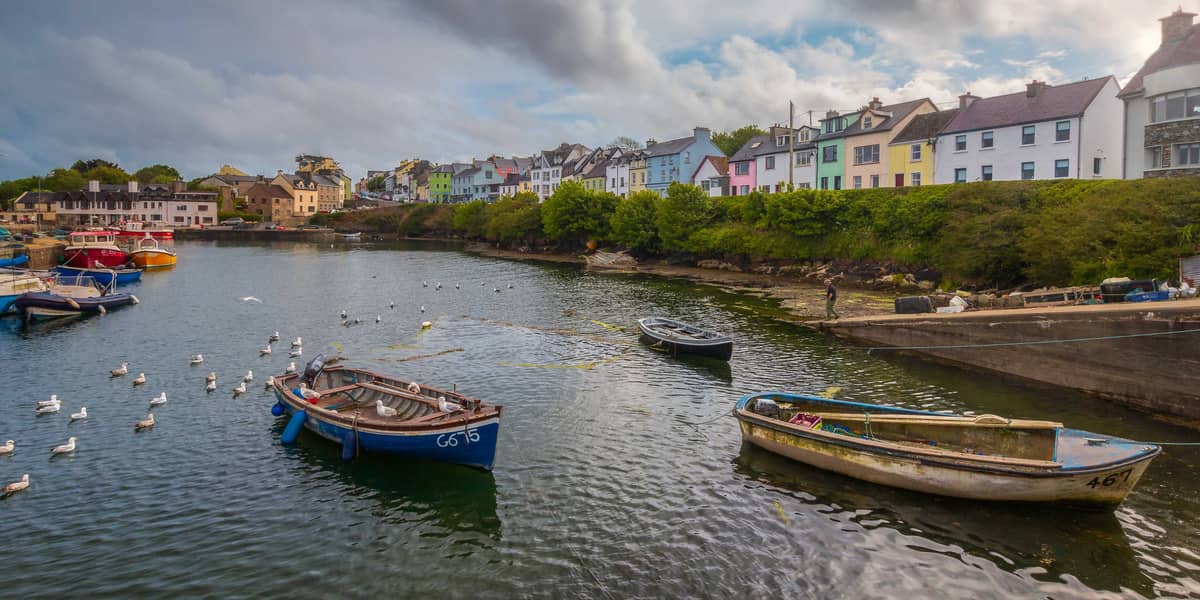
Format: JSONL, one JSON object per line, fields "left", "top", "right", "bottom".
{"left": 842, "top": 98, "right": 937, "bottom": 188}
{"left": 628, "top": 151, "right": 647, "bottom": 193}
{"left": 270, "top": 172, "right": 319, "bottom": 220}
{"left": 887, "top": 109, "right": 960, "bottom": 188}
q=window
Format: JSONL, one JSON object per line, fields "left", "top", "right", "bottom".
{"left": 740, "top": 185, "right": 750, "bottom": 195}
{"left": 981, "top": 165, "right": 993, "bottom": 181}
{"left": 870, "top": 175, "right": 879, "bottom": 188}
{"left": 485, "top": 171, "right": 492, "bottom": 179}
{"left": 798, "top": 183, "right": 811, "bottom": 189}
{"left": 198, "top": 204, "right": 208, "bottom": 211}
{"left": 776, "top": 134, "right": 790, "bottom": 147}
{"left": 853, "top": 176, "right": 862, "bottom": 189}
{"left": 954, "top": 168, "right": 967, "bottom": 183}
{"left": 1021, "top": 125, "right": 1036, "bottom": 145}
{"left": 981, "top": 131, "right": 994, "bottom": 149}
{"left": 203, "top": 217, "right": 214, "bottom": 224}
{"left": 700, "top": 180, "right": 710, "bottom": 190}
{"left": 955, "top": 135, "right": 967, "bottom": 151}
{"left": 822, "top": 146, "right": 837, "bottom": 163}
{"left": 911, "top": 172, "right": 921, "bottom": 186}
{"left": 765, "top": 156, "right": 776, "bottom": 170}
{"left": 797, "top": 153, "right": 810, "bottom": 166}
{"left": 173, "top": 216, "right": 185, "bottom": 223}
{"left": 800, "top": 130, "right": 810, "bottom": 141}
{"left": 620, "top": 177, "right": 625, "bottom": 186}
{"left": 1093, "top": 157, "right": 1102, "bottom": 175}
{"left": 833, "top": 176, "right": 841, "bottom": 190}
{"left": 1054, "top": 159, "right": 1070, "bottom": 178}
{"left": 820, "top": 176, "right": 829, "bottom": 190}
{"left": 760, "top": 185, "right": 770, "bottom": 192}
{"left": 910, "top": 144, "right": 922, "bottom": 161}
{"left": 1190, "top": 90, "right": 1200, "bottom": 118}
{"left": 684, "top": 151, "right": 690, "bottom": 163}
{"left": 1021, "top": 162, "right": 1035, "bottom": 180}
{"left": 1178, "top": 143, "right": 1200, "bottom": 166}
{"left": 730, "top": 186, "right": 738, "bottom": 196}
{"left": 853, "top": 144, "right": 880, "bottom": 164}
{"left": 734, "top": 162, "right": 749, "bottom": 176}
{"left": 1055, "top": 120, "right": 1071, "bottom": 142}
{"left": 863, "top": 116, "right": 873, "bottom": 129}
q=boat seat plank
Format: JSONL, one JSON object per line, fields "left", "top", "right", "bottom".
{"left": 358, "top": 381, "right": 440, "bottom": 409}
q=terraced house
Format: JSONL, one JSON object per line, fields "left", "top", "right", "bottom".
{"left": 842, "top": 98, "right": 937, "bottom": 189}
{"left": 643, "top": 127, "right": 724, "bottom": 196}
{"left": 815, "top": 109, "right": 862, "bottom": 190}
{"left": 754, "top": 125, "right": 820, "bottom": 191}
{"left": 531, "top": 143, "right": 589, "bottom": 200}
{"left": 727, "top": 134, "right": 766, "bottom": 195}
{"left": 427, "top": 164, "right": 457, "bottom": 203}
{"left": 887, "top": 108, "right": 959, "bottom": 187}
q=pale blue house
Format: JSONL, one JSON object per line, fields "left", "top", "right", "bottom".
{"left": 644, "top": 127, "right": 725, "bottom": 195}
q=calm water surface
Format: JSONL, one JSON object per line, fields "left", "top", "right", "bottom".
{"left": 2, "top": 240, "right": 1198, "bottom": 598}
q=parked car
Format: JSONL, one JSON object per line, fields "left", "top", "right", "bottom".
{"left": 220, "top": 217, "right": 245, "bottom": 226}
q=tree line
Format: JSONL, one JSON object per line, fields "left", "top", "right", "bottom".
{"left": 0, "top": 158, "right": 183, "bottom": 209}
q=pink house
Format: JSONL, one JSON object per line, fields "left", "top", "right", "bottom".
{"left": 727, "top": 134, "right": 767, "bottom": 195}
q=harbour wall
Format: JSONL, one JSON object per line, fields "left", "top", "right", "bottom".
{"left": 175, "top": 228, "right": 338, "bottom": 243}
{"left": 818, "top": 300, "right": 1200, "bottom": 421}
{"left": 2, "top": 241, "right": 65, "bottom": 270}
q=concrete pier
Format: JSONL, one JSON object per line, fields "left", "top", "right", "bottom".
{"left": 819, "top": 299, "right": 1200, "bottom": 420}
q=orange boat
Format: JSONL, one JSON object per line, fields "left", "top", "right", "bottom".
{"left": 129, "top": 234, "right": 177, "bottom": 270}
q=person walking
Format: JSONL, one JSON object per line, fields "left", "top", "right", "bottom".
{"left": 824, "top": 278, "right": 839, "bottom": 320}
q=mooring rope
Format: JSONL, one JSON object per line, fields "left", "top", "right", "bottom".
{"left": 853, "top": 327, "right": 1200, "bottom": 352}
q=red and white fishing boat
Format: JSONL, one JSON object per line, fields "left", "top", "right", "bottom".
{"left": 111, "top": 221, "right": 174, "bottom": 241}
{"left": 63, "top": 230, "right": 130, "bottom": 268}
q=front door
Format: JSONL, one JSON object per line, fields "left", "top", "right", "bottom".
{"left": 895, "top": 173, "right": 904, "bottom": 187}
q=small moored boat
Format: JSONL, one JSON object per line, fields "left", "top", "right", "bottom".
{"left": 53, "top": 265, "right": 142, "bottom": 287}
{"left": 128, "top": 234, "right": 177, "bottom": 269}
{"left": 271, "top": 354, "right": 502, "bottom": 470}
{"left": 339, "top": 232, "right": 363, "bottom": 239}
{"left": 63, "top": 231, "right": 129, "bottom": 268}
{"left": 637, "top": 317, "right": 733, "bottom": 361}
{"left": 734, "top": 392, "right": 1161, "bottom": 506}
{"left": 14, "top": 290, "right": 139, "bottom": 320}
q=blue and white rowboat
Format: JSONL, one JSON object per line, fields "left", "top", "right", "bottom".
{"left": 271, "top": 355, "right": 502, "bottom": 470}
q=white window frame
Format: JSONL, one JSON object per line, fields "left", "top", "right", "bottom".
{"left": 911, "top": 172, "right": 921, "bottom": 186}
{"left": 910, "top": 144, "right": 921, "bottom": 161}
{"left": 1054, "top": 159, "right": 1070, "bottom": 178}
{"left": 1055, "top": 120, "right": 1071, "bottom": 142}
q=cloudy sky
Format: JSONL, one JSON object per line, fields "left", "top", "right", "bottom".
{"left": 0, "top": 0, "right": 1188, "bottom": 180}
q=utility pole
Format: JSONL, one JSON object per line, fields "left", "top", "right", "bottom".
{"left": 788, "top": 101, "right": 795, "bottom": 189}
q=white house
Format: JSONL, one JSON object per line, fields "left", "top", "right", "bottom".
{"left": 754, "top": 125, "right": 820, "bottom": 191}
{"left": 605, "top": 149, "right": 631, "bottom": 197}
{"left": 934, "top": 77, "right": 1124, "bottom": 184}
{"left": 1119, "top": 8, "right": 1200, "bottom": 178}
{"left": 531, "top": 142, "right": 589, "bottom": 200}
{"left": 690, "top": 155, "right": 729, "bottom": 196}
{"left": 54, "top": 181, "right": 220, "bottom": 228}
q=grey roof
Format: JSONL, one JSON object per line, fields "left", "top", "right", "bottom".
{"left": 583, "top": 160, "right": 609, "bottom": 179}
{"left": 1120, "top": 15, "right": 1200, "bottom": 98}
{"left": 431, "top": 164, "right": 456, "bottom": 174}
{"left": 309, "top": 174, "right": 340, "bottom": 187}
{"left": 842, "top": 98, "right": 933, "bottom": 138}
{"left": 814, "top": 110, "right": 864, "bottom": 142}
{"left": 642, "top": 135, "right": 695, "bottom": 158}
{"left": 729, "top": 135, "right": 770, "bottom": 162}
{"left": 941, "top": 77, "right": 1114, "bottom": 134}
{"left": 890, "top": 109, "right": 960, "bottom": 144}
{"left": 456, "top": 167, "right": 480, "bottom": 177}
{"left": 752, "top": 129, "right": 819, "bottom": 157}
{"left": 208, "top": 173, "right": 259, "bottom": 184}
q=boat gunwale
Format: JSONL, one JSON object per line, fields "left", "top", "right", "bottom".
{"left": 637, "top": 317, "right": 731, "bottom": 347}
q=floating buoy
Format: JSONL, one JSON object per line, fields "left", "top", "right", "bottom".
{"left": 270, "top": 402, "right": 284, "bottom": 417}
{"left": 341, "top": 429, "right": 358, "bottom": 461}
{"left": 280, "top": 410, "right": 307, "bottom": 444}
{"left": 97, "top": 304, "right": 107, "bottom": 314}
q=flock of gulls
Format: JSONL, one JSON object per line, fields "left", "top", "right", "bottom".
{"left": 4, "top": 278, "right": 516, "bottom": 498}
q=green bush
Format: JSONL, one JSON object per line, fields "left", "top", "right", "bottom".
{"left": 611, "top": 191, "right": 660, "bottom": 253}
{"left": 217, "top": 211, "right": 262, "bottom": 222}
{"left": 541, "top": 181, "right": 616, "bottom": 246}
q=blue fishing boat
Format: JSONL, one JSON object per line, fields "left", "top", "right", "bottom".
{"left": 271, "top": 355, "right": 502, "bottom": 470}
{"left": 0, "top": 254, "right": 28, "bottom": 268}
{"left": 735, "top": 392, "right": 1160, "bottom": 506}
{"left": 53, "top": 265, "right": 142, "bottom": 286}
{"left": 0, "top": 269, "right": 48, "bottom": 314}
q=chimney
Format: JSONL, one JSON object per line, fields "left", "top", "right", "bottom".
{"left": 825, "top": 109, "right": 840, "bottom": 120}
{"left": 693, "top": 126, "right": 711, "bottom": 141}
{"left": 868, "top": 97, "right": 883, "bottom": 110}
{"left": 646, "top": 138, "right": 657, "bottom": 147}
{"left": 958, "top": 92, "right": 980, "bottom": 109}
{"left": 127, "top": 180, "right": 139, "bottom": 194}
{"left": 277, "top": 169, "right": 284, "bottom": 176}
{"left": 1160, "top": 9, "right": 1197, "bottom": 44}
{"left": 1026, "top": 80, "right": 1047, "bottom": 98}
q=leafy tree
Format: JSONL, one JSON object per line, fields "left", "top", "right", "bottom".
{"left": 711, "top": 125, "right": 766, "bottom": 157}
{"left": 366, "top": 176, "right": 386, "bottom": 192}
{"left": 656, "top": 183, "right": 713, "bottom": 252}
{"left": 71, "top": 158, "right": 119, "bottom": 173}
{"left": 611, "top": 190, "right": 660, "bottom": 253}
{"left": 43, "top": 168, "right": 86, "bottom": 191}
{"left": 484, "top": 192, "right": 542, "bottom": 243}
{"left": 83, "top": 165, "right": 132, "bottom": 185}
{"left": 452, "top": 200, "right": 489, "bottom": 238}
{"left": 540, "top": 181, "right": 617, "bottom": 246}
{"left": 609, "top": 136, "right": 644, "bottom": 151}
{"left": 134, "top": 164, "right": 181, "bottom": 183}
{"left": 0, "top": 177, "right": 38, "bottom": 210}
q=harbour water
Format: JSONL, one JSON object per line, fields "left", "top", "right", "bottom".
{"left": 2, "top": 240, "right": 1198, "bottom": 598}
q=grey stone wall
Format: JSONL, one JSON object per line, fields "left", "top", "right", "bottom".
{"left": 1145, "top": 119, "right": 1200, "bottom": 147}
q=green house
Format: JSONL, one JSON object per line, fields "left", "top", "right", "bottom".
{"left": 815, "top": 109, "right": 861, "bottom": 191}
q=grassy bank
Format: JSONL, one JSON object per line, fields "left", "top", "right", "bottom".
{"left": 318, "top": 178, "right": 1200, "bottom": 289}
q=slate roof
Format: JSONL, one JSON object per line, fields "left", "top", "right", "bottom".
{"left": 583, "top": 160, "right": 609, "bottom": 179}
{"left": 208, "top": 173, "right": 260, "bottom": 185}
{"left": 642, "top": 135, "right": 696, "bottom": 158}
{"left": 842, "top": 98, "right": 933, "bottom": 138}
{"left": 889, "top": 109, "right": 960, "bottom": 144}
{"left": 753, "top": 129, "right": 819, "bottom": 156}
{"left": 456, "top": 167, "right": 480, "bottom": 178}
{"left": 941, "top": 77, "right": 1114, "bottom": 134}
{"left": 692, "top": 156, "right": 728, "bottom": 181}
{"left": 493, "top": 157, "right": 518, "bottom": 171}
{"left": 246, "top": 183, "right": 291, "bottom": 198}
{"left": 729, "top": 135, "right": 769, "bottom": 162}
{"left": 1120, "top": 17, "right": 1200, "bottom": 98}
{"left": 431, "top": 164, "right": 456, "bottom": 174}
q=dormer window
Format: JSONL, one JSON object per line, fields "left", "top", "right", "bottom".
{"left": 776, "top": 134, "right": 790, "bottom": 147}
{"left": 863, "top": 117, "right": 873, "bottom": 129}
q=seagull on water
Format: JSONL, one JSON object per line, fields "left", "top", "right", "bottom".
{"left": 289, "top": 347, "right": 302, "bottom": 357}
{"left": 243, "top": 370, "right": 254, "bottom": 382}
{"left": 70, "top": 407, "right": 88, "bottom": 421}
{"left": 420, "top": 305, "right": 425, "bottom": 313}
{"left": 455, "top": 283, "right": 460, "bottom": 290}
{"left": 206, "top": 380, "right": 217, "bottom": 393}
{"left": 135, "top": 414, "right": 155, "bottom": 431}
{"left": 269, "top": 331, "right": 280, "bottom": 342}
{"left": 340, "top": 309, "right": 348, "bottom": 319}
{"left": 36, "top": 402, "right": 60, "bottom": 415}
{"left": 389, "top": 301, "right": 394, "bottom": 309}
{"left": 375, "top": 400, "right": 397, "bottom": 418}
{"left": 3, "top": 474, "right": 29, "bottom": 495}
{"left": 132, "top": 373, "right": 146, "bottom": 386}
{"left": 265, "top": 375, "right": 275, "bottom": 389}
{"left": 240, "top": 296, "right": 262, "bottom": 303}
{"left": 437, "top": 395, "right": 464, "bottom": 413}
{"left": 291, "top": 337, "right": 302, "bottom": 348}
{"left": 260, "top": 345, "right": 272, "bottom": 355}
{"left": 436, "top": 282, "right": 442, "bottom": 290}
{"left": 206, "top": 372, "right": 217, "bottom": 383}
{"left": 493, "top": 287, "right": 500, "bottom": 293}
{"left": 190, "top": 354, "right": 204, "bottom": 365}
{"left": 50, "top": 437, "right": 76, "bottom": 455}
{"left": 149, "top": 393, "right": 167, "bottom": 406}
{"left": 286, "top": 362, "right": 297, "bottom": 374}
{"left": 507, "top": 283, "right": 513, "bottom": 289}
{"left": 36, "top": 394, "right": 59, "bottom": 408}
{"left": 111, "top": 362, "right": 129, "bottom": 377}
{"left": 233, "top": 382, "right": 246, "bottom": 396}
{"left": 422, "top": 281, "right": 428, "bottom": 288}
{"left": 376, "top": 315, "right": 381, "bottom": 323}
{"left": 0, "top": 440, "right": 14, "bottom": 455}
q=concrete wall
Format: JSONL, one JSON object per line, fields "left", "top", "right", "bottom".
{"left": 820, "top": 300, "right": 1200, "bottom": 420}
{"left": 175, "top": 228, "right": 337, "bottom": 243}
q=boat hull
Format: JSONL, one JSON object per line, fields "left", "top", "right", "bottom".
{"left": 14, "top": 291, "right": 138, "bottom": 320}
{"left": 130, "top": 249, "right": 177, "bottom": 269}
{"left": 63, "top": 247, "right": 128, "bottom": 268}
{"left": 53, "top": 266, "right": 142, "bottom": 286}
{"left": 637, "top": 318, "right": 733, "bottom": 361}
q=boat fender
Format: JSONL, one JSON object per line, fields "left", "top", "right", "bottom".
{"left": 407, "top": 382, "right": 421, "bottom": 394}
{"left": 130, "top": 295, "right": 140, "bottom": 305}
{"left": 280, "top": 410, "right": 307, "bottom": 444}
{"left": 270, "top": 402, "right": 285, "bottom": 417}
{"left": 341, "top": 429, "right": 358, "bottom": 461}
{"left": 97, "top": 304, "right": 107, "bottom": 315}
{"left": 66, "top": 298, "right": 80, "bottom": 310}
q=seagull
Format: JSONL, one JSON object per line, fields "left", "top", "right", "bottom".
{"left": 3, "top": 474, "right": 29, "bottom": 495}
{"left": 493, "top": 287, "right": 500, "bottom": 293}
{"left": 455, "top": 283, "right": 460, "bottom": 290}
{"left": 260, "top": 345, "right": 272, "bottom": 355}
{"left": 70, "top": 407, "right": 88, "bottom": 421}
{"left": 420, "top": 305, "right": 425, "bottom": 313}
{"left": 375, "top": 400, "right": 397, "bottom": 417}
{"left": 265, "top": 375, "right": 275, "bottom": 389}
{"left": 135, "top": 414, "right": 155, "bottom": 431}
{"left": 149, "top": 393, "right": 167, "bottom": 406}
{"left": 269, "top": 331, "right": 280, "bottom": 342}
{"left": 289, "top": 347, "right": 302, "bottom": 357}
{"left": 132, "top": 373, "right": 146, "bottom": 386}
{"left": 436, "top": 282, "right": 442, "bottom": 290}
{"left": 206, "top": 372, "right": 217, "bottom": 383}
{"left": 376, "top": 315, "right": 381, "bottom": 323}
{"left": 437, "top": 395, "right": 464, "bottom": 413}
{"left": 233, "top": 382, "right": 246, "bottom": 396}
{"left": 50, "top": 437, "right": 76, "bottom": 455}
{"left": 286, "top": 362, "right": 297, "bottom": 374}
{"left": 243, "top": 370, "right": 254, "bottom": 382}
{"left": 354, "top": 318, "right": 360, "bottom": 325}
{"left": 507, "top": 283, "right": 513, "bottom": 289}
{"left": 389, "top": 301, "right": 394, "bottom": 309}
{"left": 240, "top": 296, "right": 262, "bottom": 303}
{"left": 298, "top": 383, "right": 321, "bottom": 402}
{"left": 480, "top": 281, "right": 485, "bottom": 286}
{"left": 36, "top": 402, "right": 60, "bottom": 415}
{"left": 36, "top": 394, "right": 59, "bottom": 408}
{"left": 190, "top": 354, "right": 204, "bottom": 364}
{"left": 340, "top": 309, "right": 348, "bottom": 319}
{"left": 291, "top": 337, "right": 302, "bottom": 348}
{"left": 111, "top": 362, "right": 129, "bottom": 377}
{"left": 342, "top": 319, "right": 350, "bottom": 327}
{"left": 0, "top": 440, "right": 14, "bottom": 455}
{"left": 206, "top": 380, "right": 217, "bottom": 393}
{"left": 422, "top": 281, "right": 428, "bottom": 288}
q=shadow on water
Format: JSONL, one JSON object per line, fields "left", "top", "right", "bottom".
{"left": 636, "top": 339, "right": 734, "bottom": 382}
{"left": 268, "top": 420, "right": 501, "bottom": 542}
{"left": 732, "top": 442, "right": 1153, "bottom": 597}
